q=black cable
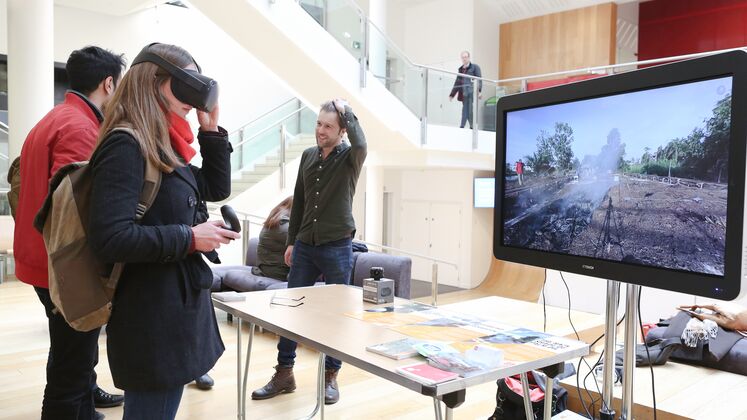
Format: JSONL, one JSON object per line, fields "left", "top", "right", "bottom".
{"left": 570, "top": 279, "right": 624, "bottom": 419}
{"left": 637, "top": 286, "right": 657, "bottom": 420}
{"left": 559, "top": 271, "right": 609, "bottom": 418}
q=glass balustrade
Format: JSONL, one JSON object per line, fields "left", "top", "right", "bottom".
{"left": 367, "top": 23, "right": 424, "bottom": 116}
{"left": 297, "top": 0, "right": 678, "bottom": 149}
{"left": 230, "top": 99, "right": 317, "bottom": 176}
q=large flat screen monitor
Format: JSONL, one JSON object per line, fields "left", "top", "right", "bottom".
{"left": 494, "top": 51, "right": 747, "bottom": 300}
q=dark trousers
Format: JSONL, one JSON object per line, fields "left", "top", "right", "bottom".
{"left": 34, "top": 287, "right": 101, "bottom": 420}
{"left": 460, "top": 94, "right": 474, "bottom": 128}
{"left": 277, "top": 238, "right": 353, "bottom": 370}
{"left": 123, "top": 386, "right": 184, "bottom": 420}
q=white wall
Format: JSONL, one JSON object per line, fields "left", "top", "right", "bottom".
{"left": 383, "top": 167, "right": 492, "bottom": 289}
{"left": 0, "top": 2, "right": 293, "bottom": 134}
{"left": 472, "top": 0, "right": 500, "bottom": 81}
{"left": 387, "top": 0, "right": 473, "bottom": 67}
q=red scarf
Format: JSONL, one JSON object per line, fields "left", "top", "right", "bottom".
{"left": 167, "top": 112, "right": 196, "bottom": 163}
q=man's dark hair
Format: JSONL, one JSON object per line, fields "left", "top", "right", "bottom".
{"left": 66, "top": 46, "right": 126, "bottom": 95}
{"left": 320, "top": 101, "right": 345, "bottom": 131}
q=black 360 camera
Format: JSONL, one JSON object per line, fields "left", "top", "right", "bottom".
{"left": 370, "top": 267, "right": 384, "bottom": 281}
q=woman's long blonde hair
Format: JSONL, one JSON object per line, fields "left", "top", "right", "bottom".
{"left": 95, "top": 43, "right": 196, "bottom": 172}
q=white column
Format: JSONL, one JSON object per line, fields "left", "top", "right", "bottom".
{"left": 7, "top": 0, "right": 54, "bottom": 160}
{"left": 364, "top": 165, "right": 384, "bottom": 245}
{"left": 366, "top": 0, "right": 387, "bottom": 84}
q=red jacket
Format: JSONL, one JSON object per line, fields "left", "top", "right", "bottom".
{"left": 14, "top": 92, "right": 101, "bottom": 288}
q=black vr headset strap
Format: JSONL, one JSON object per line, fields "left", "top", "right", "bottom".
{"left": 131, "top": 49, "right": 205, "bottom": 92}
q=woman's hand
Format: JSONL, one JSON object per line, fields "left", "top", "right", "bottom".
{"left": 678, "top": 302, "right": 747, "bottom": 331}
{"left": 197, "top": 102, "right": 220, "bottom": 132}
{"left": 191, "top": 220, "right": 240, "bottom": 252}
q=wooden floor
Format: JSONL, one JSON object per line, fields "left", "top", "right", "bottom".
{"left": 0, "top": 278, "right": 517, "bottom": 420}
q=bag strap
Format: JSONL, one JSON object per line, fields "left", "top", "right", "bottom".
{"left": 106, "top": 127, "right": 163, "bottom": 286}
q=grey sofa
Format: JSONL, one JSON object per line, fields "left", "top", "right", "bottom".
{"left": 211, "top": 237, "right": 412, "bottom": 299}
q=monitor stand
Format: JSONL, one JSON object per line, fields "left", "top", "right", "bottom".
{"left": 598, "top": 279, "right": 639, "bottom": 420}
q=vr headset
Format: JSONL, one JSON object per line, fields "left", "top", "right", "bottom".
{"left": 131, "top": 44, "right": 218, "bottom": 112}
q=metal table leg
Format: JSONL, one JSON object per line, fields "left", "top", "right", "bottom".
{"left": 432, "top": 397, "right": 443, "bottom": 420}
{"left": 236, "top": 319, "right": 255, "bottom": 420}
{"left": 543, "top": 373, "right": 553, "bottom": 420}
{"left": 520, "top": 372, "right": 534, "bottom": 420}
{"left": 298, "top": 352, "right": 325, "bottom": 420}
{"left": 237, "top": 318, "right": 242, "bottom": 420}
{"left": 242, "top": 323, "right": 255, "bottom": 419}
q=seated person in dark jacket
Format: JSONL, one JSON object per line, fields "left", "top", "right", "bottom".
{"left": 88, "top": 43, "right": 239, "bottom": 419}
{"left": 252, "top": 196, "right": 293, "bottom": 280}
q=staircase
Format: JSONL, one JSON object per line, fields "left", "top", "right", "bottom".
{"left": 226, "top": 132, "right": 316, "bottom": 202}
{"left": 187, "top": 0, "right": 497, "bottom": 208}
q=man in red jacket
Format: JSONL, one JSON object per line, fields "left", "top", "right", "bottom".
{"left": 13, "top": 46, "right": 126, "bottom": 420}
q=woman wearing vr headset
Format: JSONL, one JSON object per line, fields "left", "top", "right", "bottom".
{"left": 87, "top": 43, "right": 239, "bottom": 419}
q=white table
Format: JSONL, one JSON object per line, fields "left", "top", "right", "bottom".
{"left": 213, "top": 285, "right": 589, "bottom": 419}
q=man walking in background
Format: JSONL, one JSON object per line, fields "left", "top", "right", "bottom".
{"left": 449, "top": 50, "right": 482, "bottom": 129}
{"left": 252, "top": 98, "right": 367, "bottom": 405}
{"left": 13, "top": 46, "right": 126, "bottom": 419}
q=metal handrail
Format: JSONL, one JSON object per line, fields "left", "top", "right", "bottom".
{"left": 299, "top": 0, "right": 747, "bottom": 88}
{"left": 0, "top": 121, "right": 8, "bottom": 132}
{"left": 206, "top": 204, "right": 265, "bottom": 221}
{"left": 240, "top": 98, "right": 300, "bottom": 129}
{"left": 209, "top": 197, "right": 458, "bottom": 306}
{"left": 358, "top": 240, "right": 458, "bottom": 306}
{"left": 0, "top": 153, "right": 8, "bottom": 161}
{"left": 231, "top": 107, "right": 309, "bottom": 149}
{"left": 358, "top": 240, "right": 457, "bottom": 268}
{"left": 495, "top": 46, "right": 747, "bottom": 84}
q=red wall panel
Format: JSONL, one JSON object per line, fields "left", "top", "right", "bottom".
{"left": 639, "top": 0, "right": 747, "bottom": 61}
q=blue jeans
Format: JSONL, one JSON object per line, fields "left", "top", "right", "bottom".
{"left": 277, "top": 238, "right": 353, "bottom": 370}
{"left": 460, "top": 94, "right": 474, "bottom": 128}
{"left": 123, "top": 387, "right": 183, "bottom": 420}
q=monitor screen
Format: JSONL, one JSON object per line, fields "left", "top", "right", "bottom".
{"left": 474, "top": 177, "right": 495, "bottom": 208}
{"left": 494, "top": 51, "right": 747, "bottom": 299}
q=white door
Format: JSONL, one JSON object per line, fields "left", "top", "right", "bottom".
{"left": 429, "top": 202, "right": 461, "bottom": 286}
{"left": 399, "top": 200, "right": 431, "bottom": 281}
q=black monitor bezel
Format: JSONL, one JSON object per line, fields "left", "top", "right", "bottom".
{"left": 493, "top": 50, "right": 747, "bottom": 300}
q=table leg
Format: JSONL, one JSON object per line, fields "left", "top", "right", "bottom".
{"left": 445, "top": 406, "right": 453, "bottom": 420}
{"left": 432, "top": 397, "right": 443, "bottom": 420}
{"left": 242, "top": 323, "right": 255, "bottom": 419}
{"left": 520, "top": 372, "right": 534, "bottom": 420}
{"left": 543, "top": 373, "right": 553, "bottom": 420}
{"left": 236, "top": 318, "right": 242, "bottom": 420}
{"left": 298, "top": 352, "right": 325, "bottom": 420}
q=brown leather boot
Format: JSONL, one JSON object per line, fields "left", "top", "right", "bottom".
{"left": 324, "top": 368, "right": 340, "bottom": 405}
{"left": 251, "top": 365, "right": 296, "bottom": 400}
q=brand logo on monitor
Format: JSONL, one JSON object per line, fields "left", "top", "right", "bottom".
{"left": 582, "top": 265, "right": 595, "bottom": 270}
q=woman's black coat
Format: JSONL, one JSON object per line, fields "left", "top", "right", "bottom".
{"left": 89, "top": 129, "right": 231, "bottom": 391}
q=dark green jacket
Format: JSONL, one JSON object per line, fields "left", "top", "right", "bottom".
{"left": 287, "top": 106, "right": 367, "bottom": 246}
{"left": 254, "top": 216, "right": 290, "bottom": 280}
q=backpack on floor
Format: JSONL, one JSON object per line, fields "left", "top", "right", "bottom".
{"left": 488, "top": 371, "right": 568, "bottom": 420}
{"left": 33, "top": 127, "right": 161, "bottom": 332}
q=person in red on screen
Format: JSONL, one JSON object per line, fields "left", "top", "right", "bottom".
{"left": 515, "top": 159, "right": 525, "bottom": 186}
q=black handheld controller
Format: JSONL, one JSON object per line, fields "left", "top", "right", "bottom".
{"left": 220, "top": 205, "right": 241, "bottom": 233}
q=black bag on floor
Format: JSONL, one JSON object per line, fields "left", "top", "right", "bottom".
{"left": 488, "top": 370, "right": 569, "bottom": 420}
